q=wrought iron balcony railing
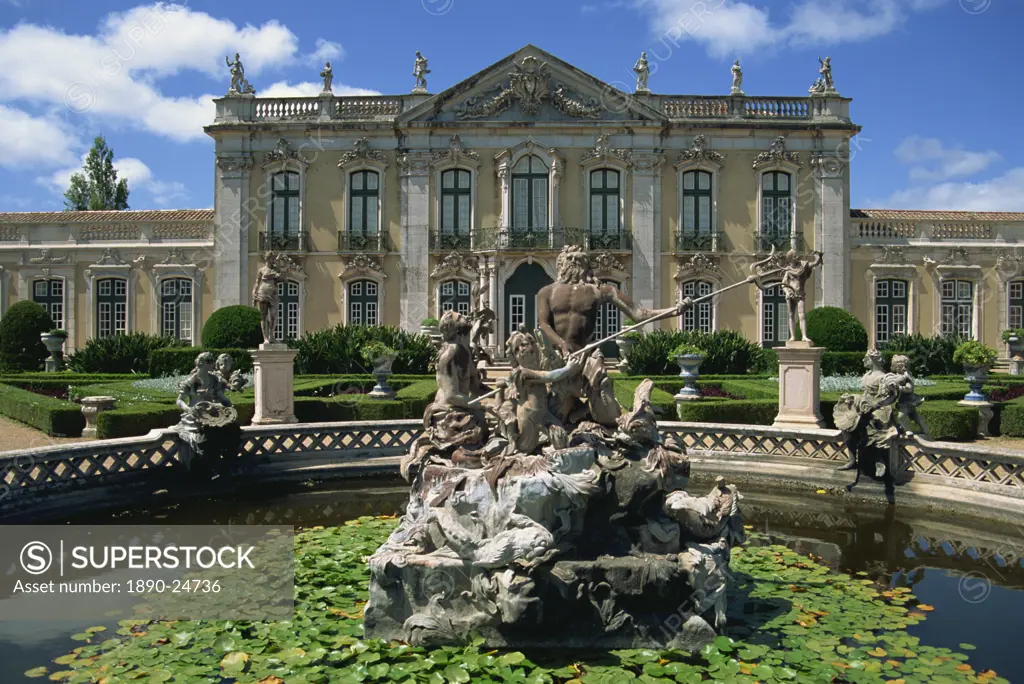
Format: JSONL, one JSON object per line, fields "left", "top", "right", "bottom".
{"left": 754, "top": 231, "right": 805, "bottom": 253}
{"left": 338, "top": 231, "right": 393, "bottom": 252}
{"left": 586, "top": 231, "right": 632, "bottom": 251}
{"left": 673, "top": 231, "right": 724, "bottom": 252}
{"left": 493, "top": 227, "right": 587, "bottom": 250}
{"left": 429, "top": 229, "right": 473, "bottom": 251}
{"left": 259, "top": 230, "right": 307, "bottom": 252}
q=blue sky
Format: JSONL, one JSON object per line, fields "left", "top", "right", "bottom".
{"left": 1, "top": 0, "right": 1020, "bottom": 212}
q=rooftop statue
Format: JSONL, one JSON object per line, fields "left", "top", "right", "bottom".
{"left": 819, "top": 56, "right": 835, "bottom": 92}
{"left": 413, "top": 51, "right": 430, "bottom": 92}
{"left": 366, "top": 246, "right": 749, "bottom": 652}
{"left": 731, "top": 59, "right": 743, "bottom": 94}
{"left": 320, "top": 61, "right": 333, "bottom": 93}
{"left": 633, "top": 51, "right": 650, "bottom": 93}
{"left": 225, "top": 52, "right": 255, "bottom": 95}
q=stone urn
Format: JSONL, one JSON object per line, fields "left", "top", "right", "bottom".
{"left": 962, "top": 364, "right": 990, "bottom": 403}
{"left": 81, "top": 396, "right": 117, "bottom": 439}
{"left": 40, "top": 332, "right": 67, "bottom": 372}
{"left": 674, "top": 353, "right": 705, "bottom": 401}
{"left": 615, "top": 337, "right": 635, "bottom": 370}
{"left": 368, "top": 352, "right": 398, "bottom": 400}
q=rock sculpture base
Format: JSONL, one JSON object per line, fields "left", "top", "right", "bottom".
{"left": 251, "top": 344, "right": 298, "bottom": 425}
{"left": 773, "top": 343, "right": 827, "bottom": 429}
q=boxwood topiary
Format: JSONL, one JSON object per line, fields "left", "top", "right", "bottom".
{"left": 0, "top": 300, "right": 56, "bottom": 372}
{"left": 201, "top": 305, "right": 263, "bottom": 349}
{"left": 805, "top": 307, "right": 868, "bottom": 352}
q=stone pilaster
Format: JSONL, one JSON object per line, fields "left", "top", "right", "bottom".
{"left": 630, "top": 153, "right": 663, "bottom": 316}
{"left": 213, "top": 154, "right": 254, "bottom": 310}
{"left": 811, "top": 154, "right": 850, "bottom": 309}
{"left": 398, "top": 152, "right": 432, "bottom": 331}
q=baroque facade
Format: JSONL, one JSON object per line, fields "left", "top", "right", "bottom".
{"left": 2, "top": 45, "right": 1022, "bottom": 359}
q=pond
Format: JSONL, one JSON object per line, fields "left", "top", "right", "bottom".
{"left": 3, "top": 478, "right": 1021, "bottom": 682}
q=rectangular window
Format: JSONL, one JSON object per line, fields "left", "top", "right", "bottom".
{"left": 875, "top": 279, "right": 910, "bottom": 346}
{"left": 510, "top": 294, "right": 526, "bottom": 333}
{"left": 941, "top": 279, "right": 973, "bottom": 338}
{"left": 33, "top": 279, "right": 65, "bottom": 331}
{"left": 763, "top": 302, "right": 775, "bottom": 343}
{"left": 1010, "top": 281, "right": 1024, "bottom": 330}
{"left": 876, "top": 304, "right": 889, "bottom": 344}
{"left": 351, "top": 302, "right": 363, "bottom": 325}
{"left": 366, "top": 302, "right": 378, "bottom": 326}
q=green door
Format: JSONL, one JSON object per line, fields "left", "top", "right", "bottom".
{"left": 505, "top": 262, "right": 553, "bottom": 342}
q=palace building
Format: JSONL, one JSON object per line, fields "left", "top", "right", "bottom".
{"left": 2, "top": 45, "right": 1023, "bottom": 360}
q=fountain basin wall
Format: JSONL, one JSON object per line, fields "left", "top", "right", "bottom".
{"left": 2, "top": 419, "right": 1024, "bottom": 522}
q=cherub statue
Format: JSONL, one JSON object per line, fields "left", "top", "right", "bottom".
{"left": 177, "top": 352, "right": 237, "bottom": 429}
{"left": 413, "top": 51, "right": 430, "bottom": 92}
{"left": 252, "top": 252, "right": 291, "bottom": 345}
{"left": 633, "top": 52, "right": 650, "bottom": 93}
{"left": 496, "top": 329, "right": 582, "bottom": 456}
{"left": 214, "top": 353, "right": 248, "bottom": 393}
{"left": 778, "top": 249, "right": 823, "bottom": 344}
{"left": 834, "top": 350, "right": 902, "bottom": 478}
{"left": 320, "top": 61, "right": 333, "bottom": 93}
{"left": 890, "top": 354, "right": 928, "bottom": 438}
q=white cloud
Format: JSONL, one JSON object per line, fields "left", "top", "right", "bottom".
{"left": 261, "top": 81, "right": 381, "bottom": 98}
{"left": 633, "top": 0, "right": 946, "bottom": 57}
{"left": 39, "top": 155, "right": 188, "bottom": 207}
{"left": 873, "top": 168, "right": 1024, "bottom": 212}
{"left": 309, "top": 39, "right": 343, "bottom": 65}
{"left": 0, "top": 4, "right": 355, "bottom": 142}
{"left": 0, "top": 105, "right": 80, "bottom": 169}
{"left": 894, "top": 136, "right": 1001, "bottom": 182}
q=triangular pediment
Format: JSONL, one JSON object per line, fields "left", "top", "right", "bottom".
{"left": 398, "top": 45, "right": 664, "bottom": 124}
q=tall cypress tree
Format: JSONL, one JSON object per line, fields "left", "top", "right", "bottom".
{"left": 63, "top": 135, "right": 130, "bottom": 211}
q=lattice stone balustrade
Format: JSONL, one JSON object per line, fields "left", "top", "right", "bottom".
{"left": 3, "top": 420, "right": 1024, "bottom": 517}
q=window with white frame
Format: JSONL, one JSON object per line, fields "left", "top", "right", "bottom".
{"left": 1010, "top": 280, "right": 1024, "bottom": 330}
{"left": 589, "top": 169, "right": 620, "bottom": 237}
{"left": 441, "top": 169, "right": 471, "bottom": 237}
{"left": 275, "top": 280, "right": 300, "bottom": 341}
{"left": 762, "top": 282, "right": 790, "bottom": 348}
{"left": 941, "top": 279, "right": 974, "bottom": 338}
{"left": 509, "top": 294, "right": 526, "bottom": 333}
{"left": 439, "top": 279, "right": 472, "bottom": 316}
{"left": 350, "top": 171, "right": 380, "bottom": 236}
{"left": 875, "top": 279, "right": 908, "bottom": 345}
{"left": 348, "top": 279, "right": 379, "bottom": 326}
{"left": 760, "top": 171, "right": 792, "bottom": 242}
{"left": 270, "top": 171, "right": 300, "bottom": 239}
{"left": 681, "top": 280, "right": 714, "bottom": 333}
{"left": 595, "top": 280, "right": 621, "bottom": 344}
{"left": 681, "top": 170, "right": 713, "bottom": 239}
{"left": 32, "top": 279, "right": 64, "bottom": 330}
{"left": 511, "top": 156, "right": 548, "bottom": 230}
{"left": 96, "top": 277, "right": 128, "bottom": 338}
{"left": 161, "top": 278, "right": 193, "bottom": 342}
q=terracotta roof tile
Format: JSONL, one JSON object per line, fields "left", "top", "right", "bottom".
{"left": 851, "top": 208, "right": 1024, "bottom": 221}
{"left": 0, "top": 209, "right": 214, "bottom": 224}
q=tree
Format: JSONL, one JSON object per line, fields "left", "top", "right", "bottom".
{"left": 63, "top": 135, "right": 130, "bottom": 211}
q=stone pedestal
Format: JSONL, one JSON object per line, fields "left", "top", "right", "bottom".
{"left": 81, "top": 396, "right": 117, "bottom": 438}
{"left": 959, "top": 400, "right": 994, "bottom": 437}
{"left": 773, "top": 342, "right": 827, "bottom": 429}
{"left": 251, "top": 344, "right": 298, "bottom": 425}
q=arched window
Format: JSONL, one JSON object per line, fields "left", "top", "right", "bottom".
{"left": 760, "top": 171, "right": 792, "bottom": 250}
{"left": 1010, "top": 280, "right": 1024, "bottom": 330}
{"left": 589, "top": 169, "right": 620, "bottom": 240}
{"left": 875, "top": 279, "right": 908, "bottom": 345}
{"left": 161, "top": 278, "right": 194, "bottom": 342}
{"left": 348, "top": 279, "right": 379, "bottom": 326}
{"left": 762, "top": 282, "right": 789, "bottom": 348}
{"left": 32, "top": 278, "right": 64, "bottom": 330}
{"left": 941, "top": 279, "right": 973, "bottom": 338}
{"left": 681, "top": 170, "right": 713, "bottom": 250}
{"left": 275, "top": 279, "right": 301, "bottom": 341}
{"left": 511, "top": 156, "right": 548, "bottom": 231}
{"left": 681, "top": 280, "right": 713, "bottom": 333}
{"left": 439, "top": 279, "right": 472, "bottom": 316}
{"left": 441, "top": 169, "right": 472, "bottom": 245}
{"left": 349, "top": 170, "right": 380, "bottom": 238}
{"left": 96, "top": 277, "right": 127, "bottom": 338}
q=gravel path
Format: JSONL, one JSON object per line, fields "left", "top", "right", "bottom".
{"left": 0, "top": 415, "right": 88, "bottom": 453}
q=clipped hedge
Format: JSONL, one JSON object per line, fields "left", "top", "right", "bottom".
{"left": 149, "top": 348, "right": 254, "bottom": 378}
{"left": 614, "top": 379, "right": 676, "bottom": 416}
{"left": 917, "top": 401, "right": 978, "bottom": 441}
{"left": 820, "top": 351, "right": 898, "bottom": 376}
{"left": 999, "top": 400, "right": 1024, "bottom": 437}
{"left": 0, "top": 383, "right": 84, "bottom": 436}
{"left": 0, "top": 300, "right": 55, "bottom": 372}
{"left": 201, "top": 305, "right": 263, "bottom": 349}
{"left": 675, "top": 398, "right": 778, "bottom": 425}
{"left": 97, "top": 400, "right": 256, "bottom": 439}
{"left": 805, "top": 307, "right": 868, "bottom": 352}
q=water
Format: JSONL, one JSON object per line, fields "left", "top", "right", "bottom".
{"left": 3, "top": 478, "right": 1022, "bottom": 681}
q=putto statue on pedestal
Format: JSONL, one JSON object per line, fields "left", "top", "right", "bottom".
{"left": 366, "top": 246, "right": 747, "bottom": 652}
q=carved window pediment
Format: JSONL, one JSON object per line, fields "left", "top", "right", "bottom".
{"left": 753, "top": 136, "right": 801, "bottom": 170}
{"left": 338, "top": 137, "right": 389, "bottom": 170}
{"left": 339, "top": 254, "right": 386, "bottom": 282}
{"left": 674, "top": 253, "right": 722, "bottom": 281}
{"left": 675, "top": 135, "right": 724, "bottom": 169}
